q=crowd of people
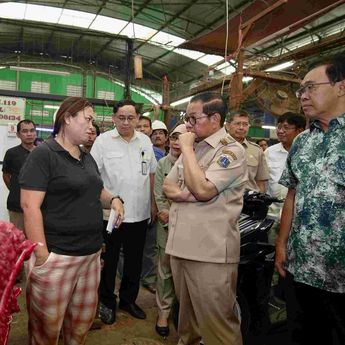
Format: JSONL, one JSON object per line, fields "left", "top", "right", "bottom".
{"left": 1, "top": 51, "right": 344, "bottom": 345}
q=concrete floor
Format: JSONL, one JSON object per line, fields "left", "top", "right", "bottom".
{"left": 8, "top": 282, "right": 179, "bottom": 345}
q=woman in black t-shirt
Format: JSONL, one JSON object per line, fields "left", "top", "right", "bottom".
{"left": 20, "top": 97, "right": 124, "bottom": 345}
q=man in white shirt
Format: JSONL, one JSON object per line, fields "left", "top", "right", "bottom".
{"left": 91, "top": 100, "right": 157, "bottom": 324}
{"left": 265, "top": 112, "right": 306, "bottom": 242}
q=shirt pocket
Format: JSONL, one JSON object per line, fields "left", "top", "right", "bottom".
{"left": 104, "top": 151, "right": 124, "bottom": 174}
{"left": 247, "top": 154, "right": 259, "bottom": 167}
{"left": 268, "top": 161, "right": 285, "bottom": 182}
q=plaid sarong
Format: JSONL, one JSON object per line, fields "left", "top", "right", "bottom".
{"left": 25, "top": 251, "right": 101, "bottom": 345}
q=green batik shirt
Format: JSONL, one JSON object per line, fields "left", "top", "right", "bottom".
{"left": 279, "top": 113, "right": 345, "bottom": 293}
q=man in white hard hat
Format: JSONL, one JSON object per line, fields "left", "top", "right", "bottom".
{"left": 151, "top": 120, "right": 168, "bottom": 161}
{"left": 141, "top": 119, "right": 168, "bottom": 294}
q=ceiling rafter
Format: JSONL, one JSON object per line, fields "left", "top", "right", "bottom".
{"left": 1, "top": 0, "right": 344, "bottom": 98}
{"left": 45, "top": 0, "right": 69, "bottom": 52}
{"left": 150, "top": 13, "right": 226, "bottom": 72}
{"left": 70, "top": 0, "right": 109, "bottom": 57}
{"left": 144, "top": 0, "right": 252, "bottom": 72}
{"left": 247, "top": 13, "right": 345, "bottom": 59}
{"left": 135, "top": 0, "right": 199, "bottom": 51}
{"left": 89, "top": 0, "right": 154, "bottom": 59}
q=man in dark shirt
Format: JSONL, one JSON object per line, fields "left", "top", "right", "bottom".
{"left": 2, "top": 119, "right": 36, "bottom": 231}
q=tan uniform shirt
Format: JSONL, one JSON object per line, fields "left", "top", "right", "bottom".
{"left": 242, "top": 139, "right": 269, "bottom": 192}
{"left": 154, "top": 154, "right": 176, "bottom": 248}
{"left": 165, "top": 127, "right": 248, "bottom": 264}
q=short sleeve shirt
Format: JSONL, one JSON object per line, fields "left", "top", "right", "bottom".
{"left": 265, "top": 143, "right": 289, "bottom": 199}
{"left": 91, "top": 128, "right": 157, "bottom": 223}
{"left": 2, "top": 144, "right": 31, "bottom": 212}
{"left": 19, "top": 139, "right": 104, "bottom": 256}
{"left": 279, "top": 114, "right": 345, "bottom": 293}
{"left": 242, "top": 139, "right": 269, "bottom": 191}
{"left": 153, "top": 146, "right": 166, "bottom": 161}
{"left": 265, "top": 143, "right": 289, "bottom": 220}
{"left": 154, "top": 154, "right": 176, "bottom": 248}
{"left": 165, "top": 127, "right": 248, "bottom": 263}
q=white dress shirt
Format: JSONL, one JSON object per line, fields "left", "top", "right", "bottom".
{"left": 265, "top": 142, "right": 288, "bottom": 220}
{"left": 91, "top": 128, "right": 157, "bottom": 223}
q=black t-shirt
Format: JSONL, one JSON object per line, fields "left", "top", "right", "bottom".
{"left": 19, "top": 139, "right": 104, "bottom": 256}
{"left": 2, "top": 144, "right": 31, "bottom": 212}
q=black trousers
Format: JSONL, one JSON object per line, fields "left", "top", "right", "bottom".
{"left": 100, "top": 219, "right": 148, "bottom": 310}
{"left": 286, "top": 272, "right": 345, "bottom": 345}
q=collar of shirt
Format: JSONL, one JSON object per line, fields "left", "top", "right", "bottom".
{"left": 202, "top": 127, "right": 228, "bottom": 148}
{"left": 310, "top": 112, "right": 345, "bottom": 132}
{"left": 45, "top": 138, "right": 65, "bottom": 152}
{"left": 242, "top": 138, "right": 249, "bottom": 148}
{"left": 19, "top": 144, "right": 32, "bottom": 153}
{"left": 277, "top": 142, "right": 288, "bottom": 153}
{"left": 166, "top": 153, "right": 178, "bottom": 164}
{"left": 45, "top": 138, "right": 87, "bottom": 159}
{"left": 110, "top": 127, "right": 140, "bottom": 142}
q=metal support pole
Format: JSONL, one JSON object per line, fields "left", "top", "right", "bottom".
{"left": 124, "top": 39, "right": 133, "bottom": 100}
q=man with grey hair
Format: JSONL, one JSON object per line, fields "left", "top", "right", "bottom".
{"left": 225, "top": 110, "right": 269, "bottom": 193}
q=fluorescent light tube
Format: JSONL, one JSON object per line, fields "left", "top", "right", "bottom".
{"left": 10, "top": 66, "right": 70, "bottom": 76}
{"left": 262, "top": 125, "right": 276, "bottom": 130}
{"left": 265, "top": 61, "right": 294, "bottom": 72}
{"left": 44, "top": 105, "right": 60, "bottom": 110}
{"left": 36, "top": 127, "right": 53, "bottom": 132}
{"left": 170, "top": 96, "right": 192, "bottom": 107}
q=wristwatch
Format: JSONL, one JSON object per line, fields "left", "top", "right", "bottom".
{"left": 110, "top": 195, "right": 124, "bottom": 205}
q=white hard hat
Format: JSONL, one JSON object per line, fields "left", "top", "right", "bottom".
{"left": 152, "top": 120, "right": 168, "bottom": 132}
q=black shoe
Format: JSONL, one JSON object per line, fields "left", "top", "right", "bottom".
{"left": 142, "top": 283, "right": 156, "bottom": 294}
{"left": 155, "top": 323, "right": 169, "bottom": 337}
{"left": 99, "top": 302, "right": 116, "bottom": 325}
{"left": 119, "top": 302, "right": 146, "bottom": 319}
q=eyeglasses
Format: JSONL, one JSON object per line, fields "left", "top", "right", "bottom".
{"left": 276, "top": 124, "right": 296, "bottom": 132}
{"left": 184, "top": 112, "right": 216, "bottom": 126}
{"left": 169, "top": 133, "right": 181, "bottom": 141}
{"left": 295, "top": 81, "right": 333, "bottom": 99}
{"left": 117, "top": 115, "right": 137, "bottom": 122}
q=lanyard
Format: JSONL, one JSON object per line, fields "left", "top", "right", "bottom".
{"left": 141, "top": 149, "right": 148, "bottom": 175}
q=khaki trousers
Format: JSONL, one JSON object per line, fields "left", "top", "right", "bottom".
{"left": 156, "top": 246, "right": 176, "bottom": 319}
{"left": 171, "top": 256, "right": 242, "bottom": 345}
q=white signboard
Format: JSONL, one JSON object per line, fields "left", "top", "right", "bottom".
{"left": 0, "top": 96, "right": 26, "bottom": 125}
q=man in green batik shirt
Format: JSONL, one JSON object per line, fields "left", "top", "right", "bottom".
{"left": 275, "top": 52, "right": 345, "bottom": 345}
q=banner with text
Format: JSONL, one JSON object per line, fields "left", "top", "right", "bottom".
{"left": 0, "top": 96, "right": 26, "bottom": 125}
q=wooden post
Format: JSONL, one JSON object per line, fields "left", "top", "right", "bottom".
{"left": 124, "top": 40, "right": 133, "bottom": 100}
{"left": 229, "top": 49, "right": 244, "bottom": 111}
{"left": 162, "top": 75, "right": 170, "bottom": 125}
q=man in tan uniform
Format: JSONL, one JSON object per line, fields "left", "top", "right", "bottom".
{"left": 225, "top": 110, "right": 269, "bottom": 192}
{"left": 163, "top": 92, "right": 247, "bottom": 345}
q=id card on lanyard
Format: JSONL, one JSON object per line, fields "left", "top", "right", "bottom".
{"left": 141, "top": 150, "right": 148, "bottom": 175}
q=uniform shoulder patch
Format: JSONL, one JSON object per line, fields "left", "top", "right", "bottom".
{"left": 217, "top": 154, "right": 232, "bottom": 168}
{"left": 222, "top": 149, "right": 237, "bottom": 160}
{"left": 220, "top": 136, "right": 231, "bottom": 145}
